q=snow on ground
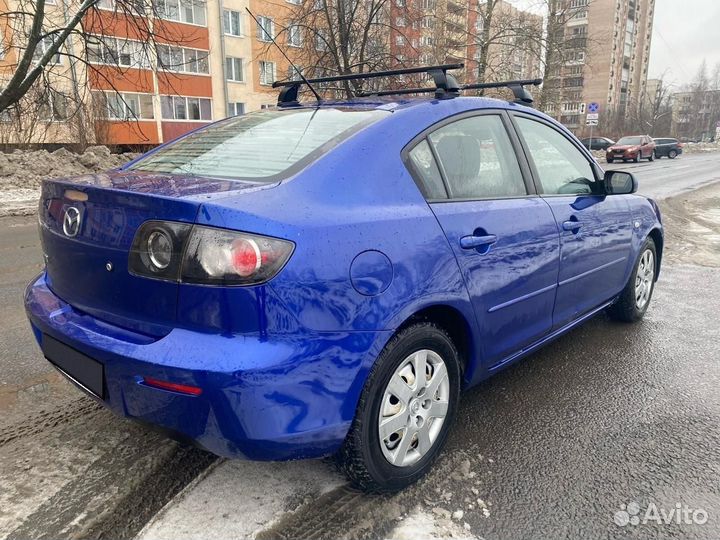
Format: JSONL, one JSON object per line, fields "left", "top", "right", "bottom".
{"left": 135, "top": 459, "right": 345, "bottom": 540}
{"left": 0, "top": 147, "right": 136, "bottom": 217}
{"left": 387, "top": 509, "right": 479, "bottom": 540}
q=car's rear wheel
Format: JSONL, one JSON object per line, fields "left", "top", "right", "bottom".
{"left": 648, "top": 151, "right": 654, "bottom": 161}
{"left": 607, "top": 237, "right": 657, "bottom": 322}
{"left": 337, "top": 322, "right": 461, "bottom": 492}
{"left": 669, "top": 149, "right": 678, "bottom": 159}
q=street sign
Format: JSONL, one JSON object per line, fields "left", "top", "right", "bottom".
{"left": 586, "top": 119, "right": 599, "bottom": 126}
{"left": 586, "top": 113, "right": 599, "bottom": 121}
{"left": 588, "top": 102, "right": 600, "bottom": 113}
{"left": 579, "top": 103, "right": 586, "bottom": 114}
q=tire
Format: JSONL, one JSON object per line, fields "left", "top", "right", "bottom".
{"left": 669, "top": 149, "right": 678, "bottom": 159}
{"left": 606, "top": 157, "right": 614, "bottom": 163}
{"left": 337, "top": 322, "right": 461, "bottom": 492}
{"left": 648, "top": 151, "right": 654, "bottom": 161}
{"left": 607, "top": 237, "right": 657, "bottom": 322}
{"left": 633, "top": 154, "right": 640, "bottom": 163}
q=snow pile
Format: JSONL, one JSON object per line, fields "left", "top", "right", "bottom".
{"left": 0, "top": 146, "right": 138, "bottom": 217}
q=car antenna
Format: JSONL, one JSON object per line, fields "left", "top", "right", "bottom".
{"left": 245, "top": 8, "right": 322, "bottom": 104}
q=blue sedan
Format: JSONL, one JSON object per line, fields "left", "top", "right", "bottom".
{"left": 25, "top": 68, "right": 662, "bottom": 492}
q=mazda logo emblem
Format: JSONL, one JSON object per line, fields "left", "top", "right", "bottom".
{"left": 62, "top": 207, "right": 81, "bottom": 238}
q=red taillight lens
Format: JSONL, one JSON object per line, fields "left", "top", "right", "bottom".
{"left": 181, "top": 226, "right": 294, "bottom": 285}
{"left": 231, "top": 238, "right": 261, "bottom": 277}
{"left": 143, "top": 377, "right": 202, "bottom": 396}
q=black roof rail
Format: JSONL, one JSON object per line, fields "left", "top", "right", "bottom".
{"left": 272, "top": 63, "right": 464, "bottom": 105}
{"left": 462, "top": 78, "right": 543, "bottom": 105}
{"left": 359, "top": 78, "right": 543, "bottom": 105}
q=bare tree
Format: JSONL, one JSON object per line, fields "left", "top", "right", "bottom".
{"left": 0, "top": 0, "right": 205, "bottom": 144}
{"left": 270, "top": 0, "right": 404, "bottom": 98}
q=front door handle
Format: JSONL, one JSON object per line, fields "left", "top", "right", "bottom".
{"left": 562, "top": 220, "right": 582, "bottom": 232}
{"left": 460, "top": 234, "right": 497, "bottom": 250}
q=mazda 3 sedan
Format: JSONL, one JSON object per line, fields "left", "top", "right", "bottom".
{"left": 25, "top": 91, "right": 663, "bottom": 492}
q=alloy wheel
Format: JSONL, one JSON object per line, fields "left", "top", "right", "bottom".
{"left": 378, "top": 349, "right": 450, "bottom": 467}
{"left": 635, "top": 249, "right": 655, "bottom": 310}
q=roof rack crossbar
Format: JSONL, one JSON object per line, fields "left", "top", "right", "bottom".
{"left": 273, "top": 63, "right": 464, "bottom": 105}
{"left": 462, "top": 78, "right": 543, "bottom": 104}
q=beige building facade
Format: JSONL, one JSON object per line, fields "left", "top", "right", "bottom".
{"left": 549, "top": 0, "right": 655, "bottom": 135}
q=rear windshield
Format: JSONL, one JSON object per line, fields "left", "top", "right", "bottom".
{"left": 127, "top": 108, "right": 389, "bottom": 180}
{"left": 616, "top": 136, "right": 643, "bottom": 145}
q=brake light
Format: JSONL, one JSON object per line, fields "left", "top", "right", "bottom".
{"left": 129, "top": 222, "right": 294, "bottom": 286}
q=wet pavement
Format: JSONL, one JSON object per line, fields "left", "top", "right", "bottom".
{"left": 1, "top": 153, "right": 719, "bottom": 540}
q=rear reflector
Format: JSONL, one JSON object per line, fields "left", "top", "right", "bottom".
{"left": 143, "top": 376, "right": 203, "bottom": 396}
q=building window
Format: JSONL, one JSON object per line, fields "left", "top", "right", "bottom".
{"left": 226, "top": 56, "right": 244, "bottom": 81}
{"left": 33, "top": 36, "right": 62, "bottom": 65}
{"left": 228, "top": 102, "right": 245, "bottom": 116}
{"left": 95, "top": 0, "right": 115, "bottom": 9}
{"left": 315, "top": 29, "right": 328, "bottom": 51}
{"left": 153, "top": 0, "right": 207, "bottom": 26}
{"left": 395, "top": 35, "right": 405, "bottom": 46}
{"left": 421, "top": 0, "right": 435, "bottom": 8}
{"left": 288, "top": 24, "right": 302, "bottom": 47}
{"left": 420, "top": 36, "right": 434, "bottom": 46}
{"left": 287, "top": 0, "right": 302, "bottom": 4}
{"left": 257, "top": 16, "right": 274, "bottom": 41}
{"left": 160, "top": 95, "right": 212, "bottom": 120}
{"left": 94, "top": 91, "right": 154, "bottom": 120}
{"left": 88, "top": 36, "right": 152, "bottom": 68}
{"left": 157, "top": 44, "right": 209, "bottom": 74}
{"left": 259, "top": 61, "right": 275, "bottom": 85}
{"left": 395, "top": 17, "right": 406, "bottom": 27}
{"left": 223, "top": 10, "right": 242, "bottom": 36}
{"left": 287, "top": 65, "right": 303, "bottom": 80}
{"left": 39, "top": 91, "right": 68, "bottom": 121}
{"left": 421, "top": 16, "right": 434, "bottom": 28}
{"left": 395, "top": 0, "right": 405, "bottom": 6}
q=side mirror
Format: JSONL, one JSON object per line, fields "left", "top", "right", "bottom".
{"left": 604, "top": 170, "right": 637, "bottom": 195}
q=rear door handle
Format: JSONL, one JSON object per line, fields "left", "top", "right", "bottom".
{"left": 460, "top": 234, "right": 497, "bottom": 250}
{"left": 562, "top": 220, "right": 582, "bottom": 232}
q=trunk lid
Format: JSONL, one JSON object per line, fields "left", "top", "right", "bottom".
{"left": 39, "top": 170, "right": 271, "bottom": 337}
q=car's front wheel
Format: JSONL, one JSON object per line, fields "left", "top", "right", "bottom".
{"left": 337, "top": 323, "right": 461, "bottom": 492}
{"left": 648, "top": 151, "right": 655, "bottom": 161}
{"left": 607, "top": 157, "right": 614, "bottom": 163}
{"left": 607, "top": 237, "right": 657, "bottom": 322}
{"left": 669, "top": 149, "right": 678, "bottom": 159}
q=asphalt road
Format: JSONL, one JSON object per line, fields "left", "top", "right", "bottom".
{"left": 1, "top": 152, "right": 719, "bottom": 540}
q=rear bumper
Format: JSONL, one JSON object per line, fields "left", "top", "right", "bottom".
{"left": 25, "top": 272, "right": 389, "bottom": 460}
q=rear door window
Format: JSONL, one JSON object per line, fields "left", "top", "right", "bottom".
{"left": 128, "top": 108, "right": 389, "bottom": 180}
{"left": 426, "top": 115, "right": 527, "bottom": 199}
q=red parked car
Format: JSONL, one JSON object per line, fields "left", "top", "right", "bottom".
{"left": 606, "top": 135, "right": 656, "bottom": 163}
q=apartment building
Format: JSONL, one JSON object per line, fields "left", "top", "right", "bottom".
{"left": 547, "top": 0, "right": 655, "bottom": 134}
{"left": 389, "top": 0, "right": 541, "bottom": 86}
{"left": 466, "top": 1, "right": 543, "bottom": 84}
{"left": 0, "top": 0, "right": 295, "bottom": 146}
{"left": 671, "top": 89, "right": 720, "bottom": 141}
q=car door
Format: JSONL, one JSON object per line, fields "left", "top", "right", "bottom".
{"left": 510, "top": 113, "right": 634, "bottom": 329}
{"left": 405, "top": 111, "right": 560, "bottom": 367}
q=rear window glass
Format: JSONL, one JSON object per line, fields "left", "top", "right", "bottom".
{"left": 128, "top": 108, "right": 389, "bottom": 180}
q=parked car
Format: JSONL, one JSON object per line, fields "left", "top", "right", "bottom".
{"left": 653, "top": 137, "right": 683, "bottom": 159}
{"left": 579, "top": 136, "right": 615, "bottom": 151}
{"left": 25, "top": 71, "right": 663, "bottom": 493}
{"left": 606, "top": 135, "right": 656, "bottom": 163}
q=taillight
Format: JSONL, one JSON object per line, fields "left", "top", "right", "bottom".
{"left": 129, "top": 221, "right": 192, "bottom": 281}
{"left": 181, "top": 226, "right": 294, "bottom": 285}
{"left": 129, "top": 222, "right": 294, "bottom": 286}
